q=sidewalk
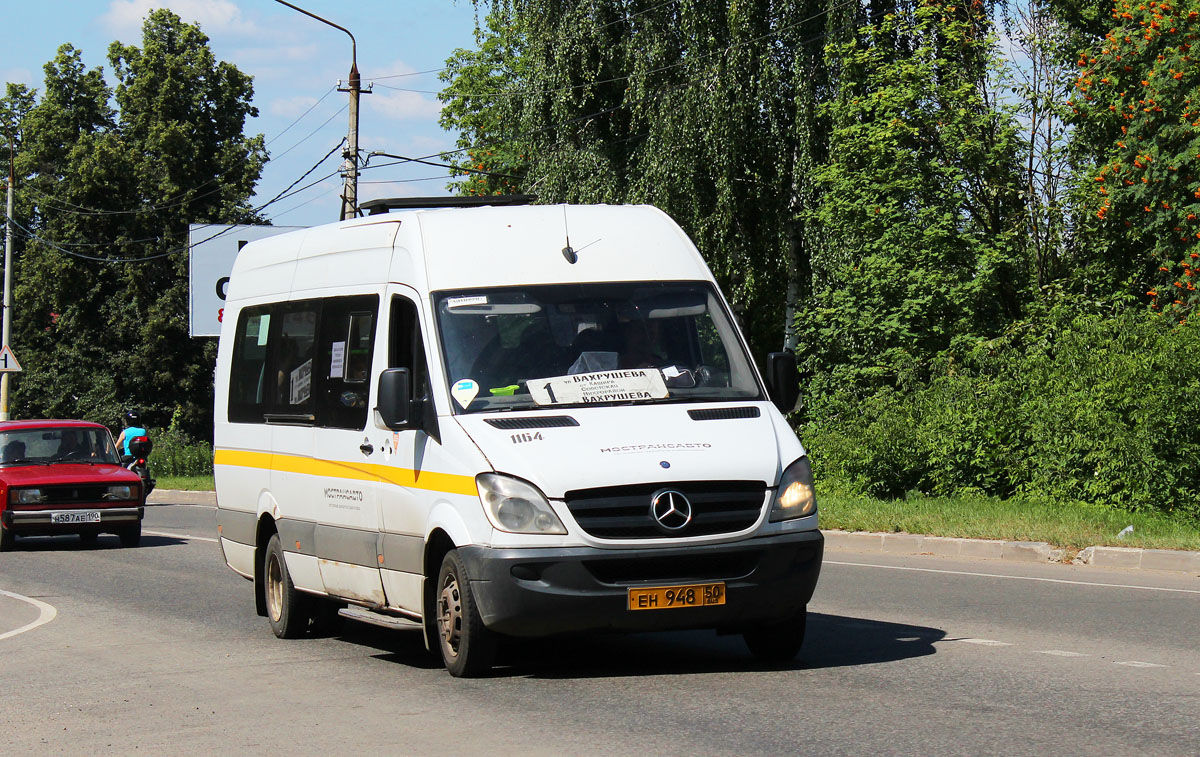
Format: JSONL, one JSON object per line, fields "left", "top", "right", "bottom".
{"left": 146, "top": 490, "right": 1200, "bottom": 575}
{"left": 824, "top": 529, "right": 1200, "bottom": 574}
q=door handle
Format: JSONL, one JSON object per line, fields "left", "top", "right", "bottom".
{"left": 359, "top": 441, "right": 374, "bottom": 456}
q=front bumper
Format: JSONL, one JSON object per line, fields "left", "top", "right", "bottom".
{"left": 459, "top": 529, "right": 823, "bottom": 637}
{"left": 2, "top": 506, "right": 144, "bottom": 536}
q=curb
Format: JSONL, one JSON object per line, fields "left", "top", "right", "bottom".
{"left": 147, "top": 489, "right": 216, "bottom": 506}
{"left": 824, "top": 530, "right": 1200, "bottom": 575}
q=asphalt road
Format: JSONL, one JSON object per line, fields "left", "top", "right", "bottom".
{"left": 1, "top": 502, "right": 1197, "bottom": 756}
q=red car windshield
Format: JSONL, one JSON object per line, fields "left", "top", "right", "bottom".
{"left": 0, "top": 427, "right": 121, "bottom": 466}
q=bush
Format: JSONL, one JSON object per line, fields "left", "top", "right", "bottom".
{"left": 147, "top": 426, "right": 213, "bottom": 477}
{"left": 802, "top": 298, "right": 1200, "bottom": 519}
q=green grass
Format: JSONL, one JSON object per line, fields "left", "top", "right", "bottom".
{"left": 154, "top": 474, "right": 215, "bottom": 491}
{"left": 820, "top": 490, "right": 1200, "bottom": 552}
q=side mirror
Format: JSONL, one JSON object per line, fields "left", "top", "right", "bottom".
{"left": 766, "top": 351, "right": 800, "bottom": 415}
{"left": 376, "top": 368, "right": 414, "bottom": 430}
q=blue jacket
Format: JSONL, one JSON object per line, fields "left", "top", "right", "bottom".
{"left": 123, "top": 426, "right": 147, "bottom": 456}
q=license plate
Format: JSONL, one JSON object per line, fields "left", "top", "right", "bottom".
{"left": 628, "top": 582, "right": 726, "bottom": 611}
{"left": 51, "top": 511, "right": 101, "bottom": 525}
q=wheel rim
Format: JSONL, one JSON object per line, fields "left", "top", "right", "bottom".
{"left": 266, "top": 552, "right": 284, "bottom": 623}
{"left": 437, "top": 571, "right": 463, "bottom": 659}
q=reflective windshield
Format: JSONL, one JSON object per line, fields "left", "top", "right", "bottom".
{"left": 434, "top": 282, "right": 762, "bottom": 413}
{"left": 0, "top": 427, "right": 121, "bottom": 466}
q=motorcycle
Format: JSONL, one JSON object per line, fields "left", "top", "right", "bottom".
{"left": 125, "top": 435, "right": 157, "bottom": 498}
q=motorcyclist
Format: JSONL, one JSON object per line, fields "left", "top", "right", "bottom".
{"left": 115, "top": 410, "right": 147, "bottom": 464}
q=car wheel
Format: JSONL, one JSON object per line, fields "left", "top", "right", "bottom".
{"left": 118, "top": 523, "right": 142, "bottom": 548}
{"left": 0, "top": 526, "right": 14, "bottom": 552}
{"left": 436, "top": 550, "right": 496, "bottom": 677}
{"left": 78, "top": 532, "right": 99, "bottom": 547}
{"left": 742, "top": 607, "right": 807, "bottom": 664}
{"left": 263, "top": 533, "right": 309, "bottom": 639}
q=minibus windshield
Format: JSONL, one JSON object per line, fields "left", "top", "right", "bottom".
{"left": 434, "top": 282, "right": 763, "bottom": 413}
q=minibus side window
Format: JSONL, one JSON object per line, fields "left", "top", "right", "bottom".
{"left": 269, "top": 305, "right": 319, "bottom": 419}
{"left": 229, "top": 306, "right": 272, "bottom": 423}
{"left": 316, "top": 295, "right": 379, "bottom": 430}
{"left": 389, "top": 296, "right": 429, "bottom": 400}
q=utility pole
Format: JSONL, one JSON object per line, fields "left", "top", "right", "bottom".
{"left": 273, "top": 0, "right": 369, "bottom": 221}
{"left": 338, "top": 61, "right": 368, "bottom": 221}
{"left": 2, "top": 131, "right": 15, "bottom": 420}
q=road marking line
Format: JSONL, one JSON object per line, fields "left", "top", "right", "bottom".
{"left": 1115, "top": 660, "right": 1166, "bottom": 668}
{"left": 825, "top": 560, "right": 1200, "bottom": 595}
{"left": 0, "top": 590, "right": 58, "bottom": 641}
{"left": 956, "top": 638, "right": 1013, "bottom": 647}
{"left": 1036, "top": 650, "right": 1089, "bottom": 657}
{"left": 144, "top": 529, "right": 219, "bottom": 544}
{"left": 145, "top": 503, "right": 216, "bottom": 509}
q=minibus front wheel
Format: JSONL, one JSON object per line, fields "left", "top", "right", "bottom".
{"left": 436, "top": 550, "right": 497, "bottom": 677}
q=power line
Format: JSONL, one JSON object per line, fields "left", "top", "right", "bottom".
{"left": 264, "top": 86, "right": 337, "bottom": 147}
{"left": 267, "top": 103, "right": 348, "bottom": 163}
{"left": 11, "top": 140, "right": 346, "bottom": 264}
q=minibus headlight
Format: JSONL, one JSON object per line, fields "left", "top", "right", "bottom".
{"left": 476, "top": 473, "right": 567, "bottom": 535}
{"left": 770, "top": 457, "right": 816, "bottom": 521}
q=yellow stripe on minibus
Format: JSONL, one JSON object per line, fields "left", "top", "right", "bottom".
{"left": 213, "top": 449, "right": 478, "bottom": 497}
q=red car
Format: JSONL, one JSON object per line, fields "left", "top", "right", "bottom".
{"left": 0, "top": 420, "right": 144, "bottom": 550}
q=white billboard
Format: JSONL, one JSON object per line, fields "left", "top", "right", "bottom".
{"left": 188, "top": 224, "right": 306, "bottom": 337}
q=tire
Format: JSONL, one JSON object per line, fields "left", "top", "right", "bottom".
{"left": 743, "top": 607, "right": 808, "bottom": 664}
{"left": 263, "top": 533, "right": 309, "bottom": 639}
{"left": 0, "top": 526, "right": 14, "bottom": 552}
{"left": 118, "top": 522, "right": 142, "bottom": 548}
{"left": 435, "top": 550, "right": 496, "bottom": 677}
{"left": 78, "top": 531, "right": 99, "bottom": 547}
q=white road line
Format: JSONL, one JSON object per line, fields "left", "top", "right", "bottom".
{"left": 1036, "top": 650, "right": 1090, "bottom": 657}
{"left": 955, "top": 638, "right": 1013, "bottom": 647}
{"left": 145, "top": 503, "right": 216, "bottom": 509}
{"left": 143, "top": 529, "right": 219, "bottom": 544}
{"left": 1115, "top": 660, "right": 1166, "bottom": 668}
{"left": 825, "top": 560, "right": 1200, "bottom": 595}
{"left": 0, "top": 590, "right": 58, "bottom": 641}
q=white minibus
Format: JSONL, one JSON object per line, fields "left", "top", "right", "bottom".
{"left": 213, "top": 199, "right": 822, "bottom": 676}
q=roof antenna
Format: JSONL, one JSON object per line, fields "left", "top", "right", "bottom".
{"left": 561, "top": 205, "right": 577, "bottom": 264}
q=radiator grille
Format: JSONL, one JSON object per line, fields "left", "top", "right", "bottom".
{"left": 564, "top": 481, "right": 766, "bottom": 539}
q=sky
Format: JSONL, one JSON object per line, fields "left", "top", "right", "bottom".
{"left": 1, "top": 0, "right": 485, "bottom": 228}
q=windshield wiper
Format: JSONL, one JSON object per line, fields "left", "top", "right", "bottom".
{"left": 1, "top": 458, "right": 49, "bottom": 466}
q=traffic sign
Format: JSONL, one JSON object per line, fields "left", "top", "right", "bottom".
{"left": 0, "top": 344, "right": 21, "bottom": 372}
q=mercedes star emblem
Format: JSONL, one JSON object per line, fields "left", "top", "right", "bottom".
{"left": 650, "top": 489, "right": 693, "bottom": 532}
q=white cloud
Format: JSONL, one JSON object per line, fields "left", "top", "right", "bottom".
{"left": 367, "top": 89, "right": 443, "bottom": 123}
{"left": 101, "top": 0, "right": 260, "bottom": 40}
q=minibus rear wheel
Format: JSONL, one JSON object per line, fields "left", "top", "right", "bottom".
{"left": 742, "top": 607, "right": 807, "bottom": 664}
{"left": 264, "top": 533, "right": 309, "bottom": 638}
{"left": 436, "top": 550, "right": 496, "bottom": 677}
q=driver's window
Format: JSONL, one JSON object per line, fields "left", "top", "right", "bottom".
{"left": 389, "top": 296, "right": 429, "bottom": 400}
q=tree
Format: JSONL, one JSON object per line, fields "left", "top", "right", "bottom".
{"left": 439, "top": 0, "right": 847, "bottom": 359}
{"left": 1068, "top": 0, "right": 1200, "bottom": 318}
{"left": 9, "top": 10, "right": 266, "bottom": 438}
{"left": 799, "top": 0, "right": 1027, "bottom": 399}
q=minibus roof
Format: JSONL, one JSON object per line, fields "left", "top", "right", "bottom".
{"left": 227, "top": 203, "right": 715, "bottom": 300}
